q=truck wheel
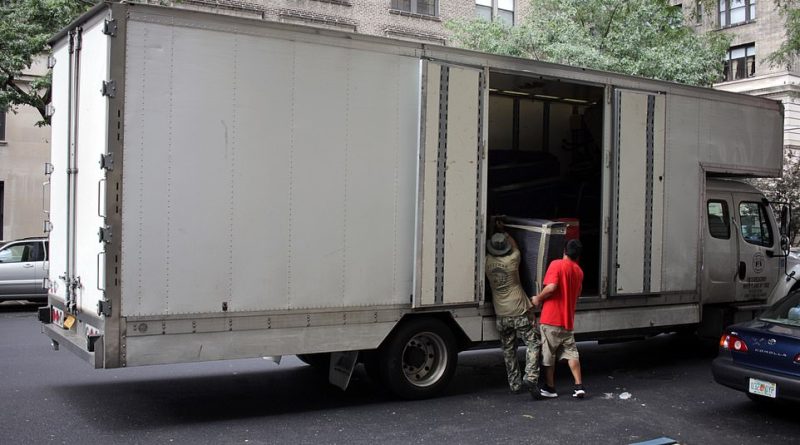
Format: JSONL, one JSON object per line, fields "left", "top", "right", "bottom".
{"left": 296, "top": 353, "right": 330, "bottom": 371}
{"left": 377, "top": 318, "right": 458, "bottom": 399}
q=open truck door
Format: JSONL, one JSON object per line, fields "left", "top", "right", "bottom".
{"left": 610, "top": 89, "right": 666, "bottom": 295}
{"left": 413, "top": 60, "right": 487, "bottom": 307}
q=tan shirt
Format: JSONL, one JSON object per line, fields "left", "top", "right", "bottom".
{"left": 485, "top": 248, "right": 531, "bottom": 317}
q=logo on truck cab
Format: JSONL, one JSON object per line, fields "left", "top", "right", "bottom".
{"left": 753, "top": 252, "right": 765, "bottom": 274}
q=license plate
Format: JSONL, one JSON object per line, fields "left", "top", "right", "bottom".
{"left": 748, "top": 378, "right": 777, "bottom": 398}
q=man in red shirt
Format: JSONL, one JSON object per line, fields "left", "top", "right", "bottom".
{"left": 531, "top": 239, "right": 585, "bottom": 399}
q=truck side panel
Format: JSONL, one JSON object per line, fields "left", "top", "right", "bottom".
{"left": 663, "top": 95, "right": 703, "bottom": 292}
{"left": 120, "top": 20, "right": 419, "bottom": 316}
{"left": 698, "top": 97, "right": 783, "bottom": 176}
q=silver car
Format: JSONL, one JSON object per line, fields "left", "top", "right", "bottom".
{"left": 0, "top": 237, "right": 48, "bottom": 302}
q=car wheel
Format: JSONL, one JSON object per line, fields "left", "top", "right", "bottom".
{"left": 377, "top": 317, "right": 458, "bottom": 400}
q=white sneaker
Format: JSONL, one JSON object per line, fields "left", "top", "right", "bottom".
{"left": 539, "top": 386, "right": 558, "bottom": 398}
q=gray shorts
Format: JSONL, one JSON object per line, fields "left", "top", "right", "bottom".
{"left": 539, "top": 323, "right": 579, "bottom": 366}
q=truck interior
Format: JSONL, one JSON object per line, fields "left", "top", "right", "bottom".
{"left": 486, "top": 72, "right": 605, "bottom": 297}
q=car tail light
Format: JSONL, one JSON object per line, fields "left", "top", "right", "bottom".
{"left": 794, "top": 353, "right": 800, "bottom": 364}
{"left": 720, "top": 333, "right": 749, "bottom": 352}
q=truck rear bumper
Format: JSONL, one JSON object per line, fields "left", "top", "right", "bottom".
{"left": 43, "top": 323, "right": 103, "bottom": 369}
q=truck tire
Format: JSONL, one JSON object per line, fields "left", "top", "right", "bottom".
{"left": 296, "top": 353, "right": 330, "bottom": 371}
{"left": 377, "top": 318, "right": 458, "bottom": 399}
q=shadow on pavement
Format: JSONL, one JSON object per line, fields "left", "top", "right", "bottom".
{"left": 0, "top": 301, "right": 41, "bottom": 313}
{"left": 51, "top": 365, "right": 403, "bottom": 429}
{"left": 48, "top": 332, "right": 728, "bottom": 430}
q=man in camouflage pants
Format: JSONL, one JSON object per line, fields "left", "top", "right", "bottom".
{"left": 485, "top": 231, "right": 541, "bottom": 396}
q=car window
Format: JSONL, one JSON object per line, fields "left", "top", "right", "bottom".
{"left": 0, "top": 243, "right": 32, "bottom": 263}
{"left": 738, "top": 202, "right": 774, "bottom": 247}
{"left": 28, "top": 242, "right": 45, "bottom": 262}
{"left": 760, "top": 291, "right": 800, "bottom": 327}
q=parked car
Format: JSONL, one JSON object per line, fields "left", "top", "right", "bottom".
{"left": 0, "top": 237, "right": 49, "bottom": 302}
{"left": 712, "top": 291, "right": 800, "bottom": 403}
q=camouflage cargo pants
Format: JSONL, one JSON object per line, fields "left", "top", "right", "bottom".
{"left": 496, "top": 313, "right": 541, "bottom": 392}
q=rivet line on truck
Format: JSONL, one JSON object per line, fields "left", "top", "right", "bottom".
{"left": 38, "top": 2, "right": 799, "bottom": 399}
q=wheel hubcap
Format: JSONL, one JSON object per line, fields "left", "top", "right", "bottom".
{"left": 401, "top": 331, "right": 447, "bottom": 388}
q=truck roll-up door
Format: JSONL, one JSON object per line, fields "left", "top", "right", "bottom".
{"left": 413, "top": 61, "right": 487, "bottom": 307}
{"left": 611, "top": 89, "right": 666, "bottom": 295}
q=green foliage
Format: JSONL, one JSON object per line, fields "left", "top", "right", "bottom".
{"left": 750, "top": 150, "right": 800, "bottom": 245}
{"left": 766, "top": 0, "right": 800, "bottom": 68}
{"left": 447, "top": 0, "right": 732, "bottom": 86}
{"left": 0, "top": 0, "right": 94, "bottom": 126}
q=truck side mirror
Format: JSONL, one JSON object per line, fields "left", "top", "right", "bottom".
{"left": 782, "top": 235, "right": 790, "bottom": 254}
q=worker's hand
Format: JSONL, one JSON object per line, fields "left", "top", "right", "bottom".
{"left": 531, "top": 295, "right": 540, "bottom": 307}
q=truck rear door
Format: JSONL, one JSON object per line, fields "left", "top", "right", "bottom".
{"left": 413, "top": 60, "right": 487, "bottom": 307}
{"left": 46, "top": 11, "right": 110, "bottom": 355}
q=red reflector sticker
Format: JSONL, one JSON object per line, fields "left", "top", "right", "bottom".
{"left": 52, "top": 307, "right": 65, "bottom": 328}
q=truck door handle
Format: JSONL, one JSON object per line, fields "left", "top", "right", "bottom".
{"left": 738, "top": 261, "right": 746, "bottom": 280}
{"left": 766, "top": 249, "right": 775, "bottom": 257}
{"left": 23, "top": 264, "right": 35, "bottom": 268}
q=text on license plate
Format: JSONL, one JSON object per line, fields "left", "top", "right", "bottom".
{"left": 748, "top": 378, "right": 777, "bottom": 398}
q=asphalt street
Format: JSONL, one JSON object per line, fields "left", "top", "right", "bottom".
{"left": 0, "top": 302, "right": 796, "bottom": 445}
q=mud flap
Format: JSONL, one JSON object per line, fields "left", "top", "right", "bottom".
{"left": 329, "top": 351, "right": 359, "bottom": 391}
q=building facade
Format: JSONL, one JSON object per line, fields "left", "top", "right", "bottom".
{"left": 179, "top": 0, "right": 509, "bottom": 45}
{"left": 678, "top": 0, "right": 800, "bottom": 150}
{"left": 0, "top": 58, "right": 49, "bottom": 242}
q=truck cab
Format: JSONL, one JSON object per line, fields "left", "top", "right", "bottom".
{"left": 703, "top": 179, "right": 782, "bottom": 305}
{"left": 701, "top": 178, "right": 800, "bottom": 336}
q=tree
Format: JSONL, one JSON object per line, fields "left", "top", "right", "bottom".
{"left": 750, "top": 150, "right": 800, "bottom": 245}
{"left": 446, "top": 0, "right": 732, "bottom": 86}
{"left": 0, "top": 0, "right": 94, "bottom": 126}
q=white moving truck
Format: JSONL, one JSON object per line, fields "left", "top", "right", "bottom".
{"left": 40, "top": 2, "right": 798, "bottom": 398}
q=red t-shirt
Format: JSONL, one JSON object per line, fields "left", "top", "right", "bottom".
{"left": 540, "top": 258, "right": 584, "bottom": 331}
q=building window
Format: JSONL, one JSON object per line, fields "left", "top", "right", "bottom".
{"left": 476, "top": 0, "right": 514, "bottom": 26}
{"left": 391, "top": 0, "right": 438, "bottom": 17}
{"left": 719, "top": 0, "right": 755, "bottom": 27}
{"left": 0, "top": 110, "right": 5, "bottom": 141}
{"left": 723, "top": 43, "right": 755, "bottom": 81}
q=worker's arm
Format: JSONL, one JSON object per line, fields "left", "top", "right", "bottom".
{"left": 507, "top": 234, "right": 519, "bottom": 251}
{"left": 532, "top": 283, "right": 557, "bottom": 307}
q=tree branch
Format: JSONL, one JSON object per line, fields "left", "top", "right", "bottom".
{"left": 1, "top": 66, "right": 49, "bottom": 123}
{"left": 600, "top": 4, "right": 621, "bottom": 48}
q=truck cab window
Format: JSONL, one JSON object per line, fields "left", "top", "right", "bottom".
{"left": 707, "top": 200, "right": 730, "bottom": 239}
{"left": 739, "top": 202, "right": 773, "bottom": 247}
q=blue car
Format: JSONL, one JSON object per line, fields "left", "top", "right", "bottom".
{"left": 712, "top": 291, "right": 800, "bottom": 403}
